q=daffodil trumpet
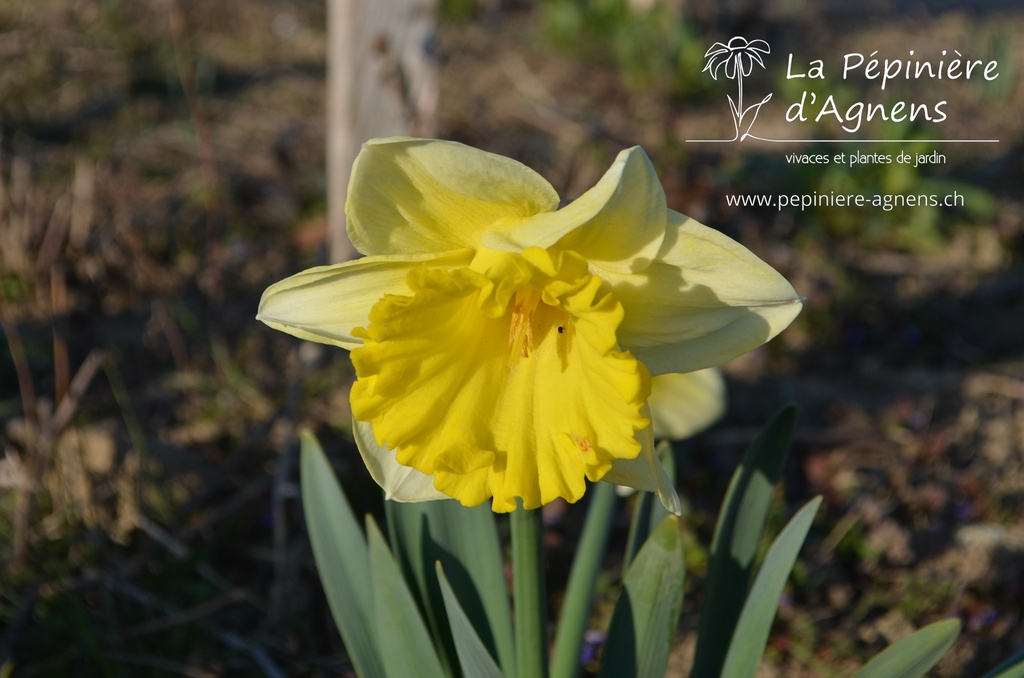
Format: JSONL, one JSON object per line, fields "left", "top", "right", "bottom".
{"left": 258, "top": 137, "right": 801, "bottom": 513}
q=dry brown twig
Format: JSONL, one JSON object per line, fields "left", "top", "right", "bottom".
{"left": 1, "top": 304, "right": 39, "bottom": 570}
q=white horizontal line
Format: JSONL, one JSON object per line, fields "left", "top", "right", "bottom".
{"left": 685, "top": 138, "right": 999, "bottom": 143}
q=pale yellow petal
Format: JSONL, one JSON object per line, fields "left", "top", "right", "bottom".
{"left": 256, "top": 250, "right": 473, "bottom": 350}
{"left": 346, "top": 137, "right": 560, "bottom": 256}
{"left": 483, "top": 147, "right": 667, "bottom": 273}
{"left": 649, "top": 369, "right": 726, "bottom": 440}
{"left": 602, "top": 209, "right": 802, "bottom": 375}
{"left": 352, "top": 419, "right": 449, "bottom": 502}
{"left": 602, "top": 407, "right": 681, "bottom": 515}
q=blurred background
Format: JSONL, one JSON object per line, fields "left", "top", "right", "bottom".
{"left": 1, "top": 0, "right": 1022, "bottom": 675}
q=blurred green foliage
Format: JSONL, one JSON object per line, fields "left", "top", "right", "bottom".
{"left": 539, "top": 0, "right": 712, "bottom": 97}
{"left": 441, "top": 0, "right": 480, "bottom": 22}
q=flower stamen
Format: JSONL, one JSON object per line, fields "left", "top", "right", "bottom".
{"left": 573, "top": 435, "right": 594, "bottom": 458}
{"left": 508, "top": 287, "right": 541, "bottom": 361}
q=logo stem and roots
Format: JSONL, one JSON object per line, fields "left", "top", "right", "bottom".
{"left": 703, "top": 37, "right": 773, "bottom": 141}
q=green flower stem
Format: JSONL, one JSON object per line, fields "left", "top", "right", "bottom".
{"left": 511, "top": 501, "right": 548, "bottom": 678}
{"left": 549, "top": 482, "right": 617, "bottom": 678}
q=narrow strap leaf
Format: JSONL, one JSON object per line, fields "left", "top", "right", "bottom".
{"left": 983, "top": 647, "right": 1024, "bottom": 678}
{"left": 386, "top": 500, "right": 513, "bottom": 676}
{"left": 367, "top": 516, "right": 448, "bottom": 678}
{"left": 599, "top": 516, "right": 685, "bottom": 678}
{"left": 720, "top": 496, "right": 822, "bottom": 678}
{"left": 405, "top": 500, "right": 516, "bottom": 678}
{"left": 692, "top": 405, "right": 797, "bottom": 678}
{"left": 854, "top": 618, "right": 961, "bottom": 678}
{"left": 299, "top": 431, "right": 386, "bottom": 678}
{"left": 436, "top": 563, "right": 505, "bottom": 678}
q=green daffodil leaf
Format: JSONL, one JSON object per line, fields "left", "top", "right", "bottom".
{"left": 854, "top": 618, "right": 961, "bottom": 678}
{"left": 299, "top": 431, "right": 385, "bottom": 678}
{"left": 436, "top": 563, "right": 505, "bottom": 678}
{"left": 367, "top": 516, "right": 448, "bottom": 678}
{"left": 599, "top": 515, "right": 685, "bottom": 678}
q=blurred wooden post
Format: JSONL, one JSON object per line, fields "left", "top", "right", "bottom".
{"left": 327, "top": 0, "right": 439, "bottom": 264}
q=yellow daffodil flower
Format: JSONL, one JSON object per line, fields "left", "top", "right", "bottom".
{"left": 258, "top": 138, "right": 801, "bottom": 513}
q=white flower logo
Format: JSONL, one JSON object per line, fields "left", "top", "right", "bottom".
{"left": 702, "top": 37, "right": 773, "bottom": 141}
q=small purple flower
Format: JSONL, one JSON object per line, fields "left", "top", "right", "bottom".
{"left": 580, "top": 629, "right": 606, "bottom": 665}
{"left": 967, "top": 606, "right": 999, "bottom": 632}
{"left": 953, "top": 501, "right": 976, "bottom": 522}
